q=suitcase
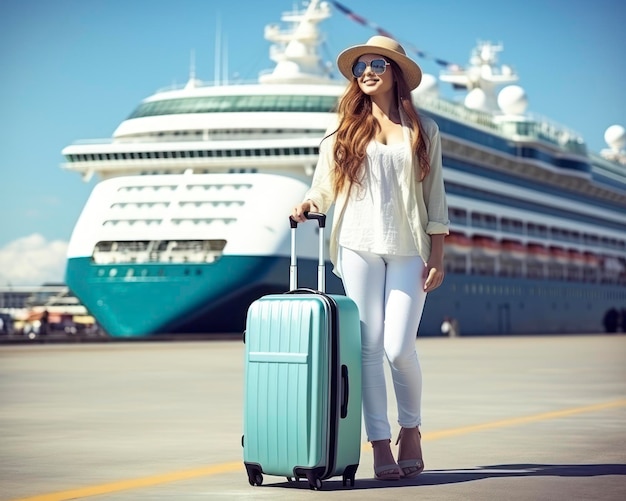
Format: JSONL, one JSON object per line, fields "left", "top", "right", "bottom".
{"left": 243, "top": 212, "right": 362, "bottom": 490}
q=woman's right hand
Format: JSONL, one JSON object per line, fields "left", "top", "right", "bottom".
{"left": 291, "top": 199, "right": 318, "bottom": 223}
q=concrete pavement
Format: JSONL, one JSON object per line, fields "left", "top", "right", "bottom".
{"left": 1, "top": 335, "right": 625, "bottom": 500}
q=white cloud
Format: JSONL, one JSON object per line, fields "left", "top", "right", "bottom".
{"left": 0, "top": 234, "right": 68, "bottom": 286}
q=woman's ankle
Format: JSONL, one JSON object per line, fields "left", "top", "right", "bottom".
{"left": 397, "top": 427, "right": 422, "bottom": 460}
{"left": 371, "top": 439, "right": 395, "bottom": 463}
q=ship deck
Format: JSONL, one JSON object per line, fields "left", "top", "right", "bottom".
{"left": 1, "top": 334, "right": 625, "bottom": 500}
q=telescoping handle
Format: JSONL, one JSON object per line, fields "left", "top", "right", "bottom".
{"left": 288, "top": 212, "right": 327, "bottom": 293}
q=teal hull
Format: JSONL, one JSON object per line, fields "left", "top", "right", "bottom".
{"left": 66, "top": 255, "right": 624, "bottom": 338}
{"left": 65, "top": 255, "right": 344, "bottom": 338}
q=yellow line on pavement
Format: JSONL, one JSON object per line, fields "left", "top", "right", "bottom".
{"left": 11, "top": 399, "right": 626, "bottom": 501}
{"left": 422, "top": 398, "right": 626, "bottom": 441}
{"left": 10, "top": 463, "right": 241, "bottom": 501}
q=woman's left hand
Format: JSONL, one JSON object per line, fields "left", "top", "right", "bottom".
{"left": 423, "top": 233, "right": 446, "bottom": 292}
{"left": 423, "top": 261, "right": 444, "bottom": 292}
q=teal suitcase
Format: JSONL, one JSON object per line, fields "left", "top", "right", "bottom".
{"left": 243, "top": 213, "right": 362, "bottom": 490}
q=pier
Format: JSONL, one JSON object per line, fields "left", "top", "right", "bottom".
{"left": 1, "top": 335, "right": 625, "bottom": 500}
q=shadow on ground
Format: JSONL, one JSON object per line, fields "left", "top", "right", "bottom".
{"left": 258, "top": 463, "right": 626, "bottom": 491}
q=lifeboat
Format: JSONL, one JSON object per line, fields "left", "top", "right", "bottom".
{"left": 568, "top": 249, "right": 586, "bottom": 266}
{"left": 472, "top": 235, "right": 500, "bottom": 256}
{"left": 445, "top": 231, "right": 473, "bottom": 254}
{"left": 549, "top": 246, "right": 570, "bottom": 264}
{"left": 501, "top": 239, "right": 526, "bottom": 259}
{"left": 583, "top": 251, "right": 600, "bottom": 267}
{"left": 527, "top": 243, "right": 551, "bottom": 262}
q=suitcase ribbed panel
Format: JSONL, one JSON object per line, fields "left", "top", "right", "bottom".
{"left": 327, "top": 294, "right": 362, "bottom": 476}
{"left": 244, "top": 295, "right": 330, "bottom": 476}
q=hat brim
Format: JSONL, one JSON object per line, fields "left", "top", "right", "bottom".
{"left": 337, "top": 44, "right": 422, "bottom": 90}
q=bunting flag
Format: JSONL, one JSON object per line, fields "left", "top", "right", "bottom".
{"left": 329, "top": 0, "right": 464, "bottom": 71}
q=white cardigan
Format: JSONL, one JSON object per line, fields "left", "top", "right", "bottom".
{"left": 305, "top": 112, "right": 450, "bottom": 276}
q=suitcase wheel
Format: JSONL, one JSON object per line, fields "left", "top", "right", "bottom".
{"left": 342, "top": 464, "right": 358, "bottom": 487}
{"left": 302, "top": 471, "right": 322, "bottom": 490}
{"left": 248, "top": 472, "right": 263, "bottom": 486}
{"left": 244, "top": 464, "right": 263, "bottom": 486}
{"left": 308, "top": 477, "right": 322, "bottom": 490}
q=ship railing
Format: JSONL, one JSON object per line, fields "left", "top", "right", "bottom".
{"left": 153, "top": 78, "right": 262, "bottom": 93}
{"left": 68, "top": 138, "right": 114, "bottom": 145}
{"left": 92, "top": 239, "right": 227, "bottom": 265}
{"left": 416, "top": 94, "right": 498, "bottom": 133}
{"left": 92, "top": 250, "right": 224, "bottom": 265}
{"left": 415, "top": 94, "right": 587, "bottom": 155}
{"left": 444, "top": 239, "right": 625, "bottom": 285}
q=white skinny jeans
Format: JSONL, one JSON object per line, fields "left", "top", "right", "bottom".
{"left": 338, "top": 246, "right": 427, "bottom": 442}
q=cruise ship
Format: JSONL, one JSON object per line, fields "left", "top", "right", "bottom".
{"left": 61, "top": 0, "right": 626, "bottom": 338}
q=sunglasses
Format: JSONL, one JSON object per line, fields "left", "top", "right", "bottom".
{"left": 351, "top": 58, "right": 390, "bottom": 78}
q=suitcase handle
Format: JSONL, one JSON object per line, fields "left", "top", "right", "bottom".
{"left": 340, "top": 364, "right": 349, "bottom": 419}
{"left": 284, "top": 288, "right": 323, "bottom": 295}
{"left": 288, "top": 212, "right": 326, "bottom": 292}
{"left": 289, "top": 211, "right": 326, "bottom": 228}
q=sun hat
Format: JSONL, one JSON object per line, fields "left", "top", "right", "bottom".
{"left": 336, "top": 35, "right": 422, "bottom": 90}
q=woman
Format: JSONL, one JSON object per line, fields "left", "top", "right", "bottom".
{"left": 292, "top": 36, "right": 449, "bottom": 480}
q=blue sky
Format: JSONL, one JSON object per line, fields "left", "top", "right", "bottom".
{"left": 1, "top": 0, "right": 624, "bottom": 285}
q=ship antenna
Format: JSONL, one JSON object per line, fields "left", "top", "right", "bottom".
{"left": 184, "top": 48, "right": 200, "bottom": 89}
{"left": 189, "top": 49, "right": 196, "bottom": 81}
{"left": 214, "top": 14, "right": 221, "bottom": 85}
{"left": 222, "top": 36, "right": 228, "bottom": 85}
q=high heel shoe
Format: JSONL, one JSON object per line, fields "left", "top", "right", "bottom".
{"left": 372, "top": 439, "right": 402, "bottom": 481}
{"left": 396, "top": 427, "right": 424, "bottom": 478}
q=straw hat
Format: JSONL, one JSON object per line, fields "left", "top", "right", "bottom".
{"left": 336, "top": 35, "right": 422, "bottom": 90}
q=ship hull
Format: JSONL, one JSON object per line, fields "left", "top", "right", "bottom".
{"left": 67, "top": 253, "right": 619, "bottom": 337}
{"left": 65, "top": 254, "right": 345, "bottom": 337}
{"left": 423, "top": 274, "right": 620, "bottom": 335}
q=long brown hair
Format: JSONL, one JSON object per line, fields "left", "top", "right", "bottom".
{"left": 326, "top": 59, "right": 431, "bottom": 195}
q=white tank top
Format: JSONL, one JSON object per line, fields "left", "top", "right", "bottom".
{"left": 339, "top": 140, "right": 418, "bottom": 255}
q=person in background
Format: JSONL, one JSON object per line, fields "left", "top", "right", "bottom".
{"left": 441, "top": 316, "right": 460, "bottom": 337}
{"left": 40, "top": 310, "right": 49, "bottom": 337}
{"left": 292, "top": 36, "right": 449, "bottom": 480}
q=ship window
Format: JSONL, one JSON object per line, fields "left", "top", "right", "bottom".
{"left": 471, "top": 212, "right": 497, "bottom": 230}
{"left": 234, "top": 95, "right": 253, "bottom": 110}
{"left": 126, "top": 94, "right": 338, "bottom": 118}
{"left": 501, "top": 217, "right": 524, "bottom": 234}
{"left": 528, "top": 223, "right": 548, "bottom": 238}
{"left": 262, "top": 95, "right": 278, "bottom": 110}
{"left": 449, "top": 208, "right": 468, "bottom": 225}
